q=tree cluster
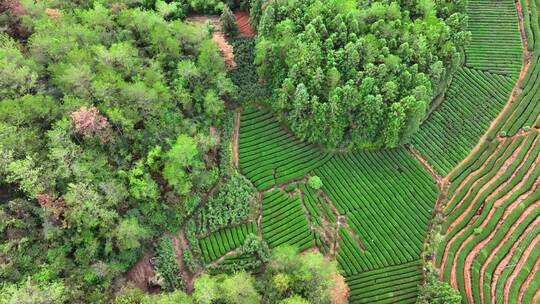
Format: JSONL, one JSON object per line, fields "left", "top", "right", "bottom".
{"left": 252, "top": 0, "right": 470, "bottom": 148}
{"left": 0, "top": 1, "right": 235, "bottom": 301}
{"left": 113, "top": 246, "right": 344, "bottom": 304}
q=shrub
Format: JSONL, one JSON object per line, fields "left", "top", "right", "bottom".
{"left": 198, "top": 173, "right": 256, "bottom": 232}
{"left": 417, "top": 264, "right": 461, "bottom": 304}
{"left": 220, "top": 5, "right": 238, "bottom": 38}
{"left": 308, "top": 176, "right": 323, "bottom": 190}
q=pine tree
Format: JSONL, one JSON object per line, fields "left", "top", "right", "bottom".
{"left": 220, "top": 5, "right": 238, "bottom": 38}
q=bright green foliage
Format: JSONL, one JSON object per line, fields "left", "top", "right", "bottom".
{"left": 346, "top": 260, "right": 423, "bottom": 303}
{"left": 316, "top": 150, "right": 438, "bottom": 273}
{"left": 220, "top": 271, "right": 261, "bottom": 304}
{"left": 437, "top": 133, "right": 540, "bottom": 304}
{"left": 114, "top": 288, "right": 193, "bottom": 304}
{"left": 465, "top": 0, "right": 522, "bottom": 76}
{"left": 279, "top": 296, "right": 311, "bottom": 304}
{"left": 417, "top": 265, "right": 461, "bottom": 304}
{"left": 0, "top": 279, "right": 69, "bottom": 304}
{"left": 412, "top": 0, "right": 525, "bottom": 176}
{"left": 261, "top": 190, "right": 314, "bottom": 250}
{"left": 254, "top": 0, "right": 468, "bottom": 148}
{"left": 308, "top": 175, "right": 322, "bottom": 190}
{"left": 0, "top": 4, "right": 235, "bottom": 300}
{"left": 115, "top": 217, "right": 150, "bottom": 251}
{"left": 163, "top": 134, "right": 203, "bottom": 195}
{"left": 0, "top": 34, "right": 38, "bottom": 99}
{"left": 197, "top": 173, "right": 256, "bottom": 233}
{"left": 192, "top": 272, "right": 260, "bottom": 304}
{"left": 262, "top": 246, "right": 339, "bottom": 304}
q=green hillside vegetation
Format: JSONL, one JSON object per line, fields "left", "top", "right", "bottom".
{"left": 1, "top": 0, "right": 537, "bottom": 303}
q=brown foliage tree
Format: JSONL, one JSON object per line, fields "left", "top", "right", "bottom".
{"left": 70, "top": 106, "right": 112, "bottom": 141}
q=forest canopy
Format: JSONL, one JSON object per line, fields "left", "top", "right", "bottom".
{"left": 252, "top": 0, "right": 470, "bottom": 148}
{"left": 0, "top": 1, "right": 234, "bottom": 300}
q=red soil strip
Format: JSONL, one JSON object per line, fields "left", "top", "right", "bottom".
{"left": 445, "top": 138, "right": 505, "bottom": 215}
{"left": 234, "top": 11, "right": 256, "bottom": 36}
{"left": 502, "top": 233, "right": 540, "bottom": 304}
{"left": 445, "top": 137, "right": 519, "bottom": 236}
{"left": 460, "top": 147, "right": 539, "bottom": 303}
{"left": 518, "top": 254, "right": 540, "bottom": 304}
{"left": 408, "top": 146, "right": 444, "bottom": 188}
{"left": 185, "top": 15, "right": 236, "bottom": 69}
{"left": 443, "top": 0, "right": 532, "bottom": 182}
{"left": 172, "top": 229, "right": 197, "bottom": 293}
{"left": 439, "top": 137, "right": 523, "bottom": 284}
{"left": 212, "top": 33, "right": 236, "bottom": 69}
{"left": 488, "top": 211, "right": 540, "bottom": 302}
{"left": 533, "top": 286, "right": 540, "bottom": 304}
{"left": 125, "top": 252, "right": 160, "bottom": 293}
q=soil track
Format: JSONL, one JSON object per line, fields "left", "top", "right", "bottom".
{"left": 234, "top": 11, "right": 256, "bottom": 36}
{"left": 484, "top": 207, "right": 540, "bottom": 303}
{"left": 460, "top": 145, "right": 540, "bottom": 303}
{"left": 443, "top": 0, "right": 532, "bottom": 182}
{"left": 185, "top": 15, "right": 236, "bottom": 69}
{"left": 502, "top": 233, "right": 540, "bottom": 304}
{"left": 518, "top": 252, "right": 540, "bottom": 304}
{"left": 443, "top": 136, "right": 527, "bottom": 288}
{"left": 126, "top": 252, "right": 160, "bottom": 293}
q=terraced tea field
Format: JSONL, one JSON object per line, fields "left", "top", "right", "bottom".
{"left": 189, "top": 1, "right": 539, "bottom": 302}
{"left": 422, "top": 0, "right": 540, "bottom": 302}
{"left": 412, "top": 0, "right": 523, "bottom": 176}
{"left": 235, "top": 107, "right": 439, "bottom": 303}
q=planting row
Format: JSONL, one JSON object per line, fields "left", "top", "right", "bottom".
{"left": 239, "top": 108, "right": 332, "bottom": 190}
{"left": 261, "top": 189, "right": 314, "bottom": 250}
{"left": 412, "top": 67, "right": 514, "bottom": 175}
{"left": 199, "top": 222, "right": 257, "bottom": 263}
{"left": 437, "top": 131, "right": 540, "bottom": 303}
{"left": 315, "top": 150, "right": 438, "bottom": 272}
{"left": 465, "top": 0, "right": 522, "bottom": 76}
{"left": 345, "top": 260, "right": 423, "bottom": 304}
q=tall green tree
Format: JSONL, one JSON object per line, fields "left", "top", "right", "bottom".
{"left": 220, "top": 4, "right": 238, "bottom": 38}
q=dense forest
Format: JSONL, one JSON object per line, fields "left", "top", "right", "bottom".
{"left": 251, "top": 0, "right": 470, "bottom": 148}
{"left": 1, "top": 0, "right": 471, "bottom": 303}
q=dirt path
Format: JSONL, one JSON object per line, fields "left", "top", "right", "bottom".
{"left": 445, "top": 139, "right": 503, "bottom": 214}
{"left": 232, "top": 109, "right": 240, "bottom": 169}
{"left": 234, "top": 11, "right": 256, "bottom": 36}
{"left": 518, "top": 253, "right": 540, "bottom": 303}
{"left": 444, "top": 137, "right": 521, "bottom": 236}
{"left": 186, "top": 15, "right": 236, "bottom": 69}
{"left": 407, "top": 145, "right": 445, "bottom": 188}
{"left": 443, "top": 0, "right": 532, "bottom": 182}
{"left": 479, "top": 205, "right": 540, "bottom": 303}
{"left": 126, "top": 252, "right": 160, "bottom": 293}
{"left": 502, "top": 233, "right": 540, "bottom": 304}
{"left": 171, "top": 229, "right": 197, "bottom": 293}
{"left": 488, "top": 210, "right": 540, "bottom": 302}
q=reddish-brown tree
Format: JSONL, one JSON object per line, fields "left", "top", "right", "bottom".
{"left": 70, "top": 106, "right": 112, "bottom": 141}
